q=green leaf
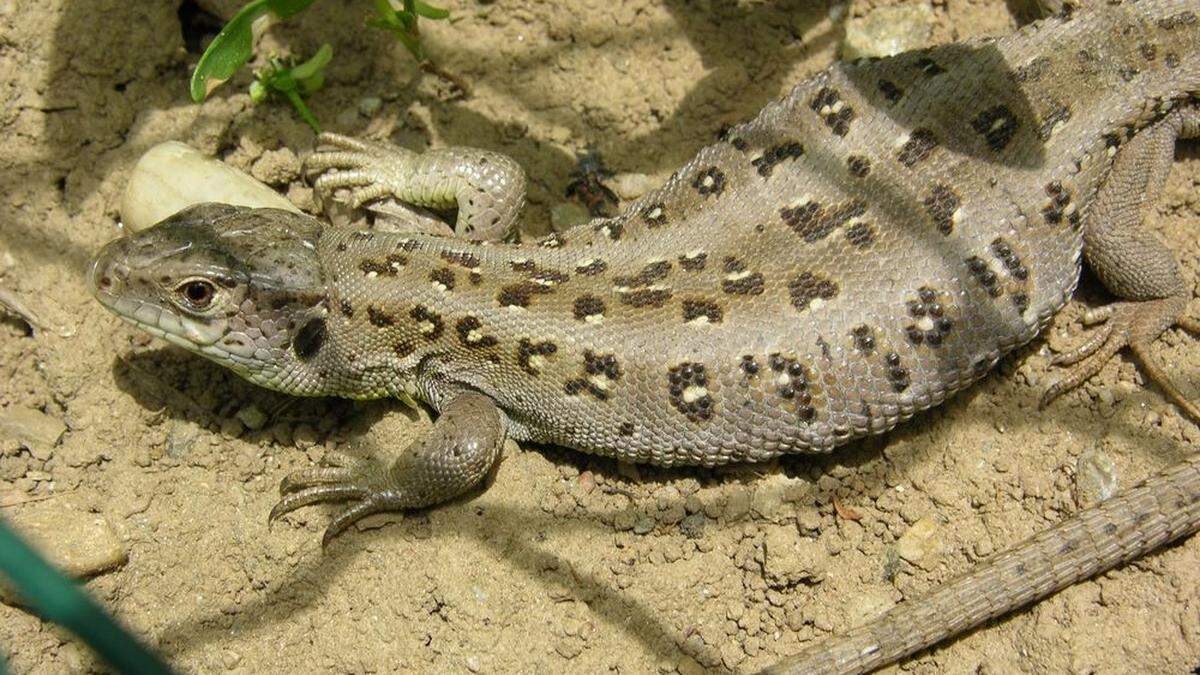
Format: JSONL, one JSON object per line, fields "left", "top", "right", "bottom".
{"left": 264, "top": 0, "right": 318, "bottom": 19}
{"left": 190, "top": 0, "right": 272, "bottom": 102}
{"left": 412, "top": 0, "right": 449, "bottom": 20}
{"left": 290, "top": 43, "right": 332, "bottom": 80}
{"left": 189, "top": 0, "right": 320, "bottom": 102}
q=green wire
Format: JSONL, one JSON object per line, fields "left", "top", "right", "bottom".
{"left": 0, "top": 517, "right": 172, "bottom": 674}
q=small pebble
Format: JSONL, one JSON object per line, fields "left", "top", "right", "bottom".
{"left": 895, "top": 517, "right": 941, "bottom": 568}
{"left": 633, "top": 516, "right": 655, "bottom": 535}
{"left": 358, "top": 96, "right": 383, "bottom": 117}
{"left": 610, "top": 172, "right": 654, "bottom": 200}
{"left": 1075, "top": 448, "right": 1118, "bottom": 509}
{"left": 679, "top": 512, "right": 707, "bottom": 539}
{"left": 235, "top": 404, "right": 268, "bottom": 431}
{"left": 550, "top": 202, "right": 591, "bottom": 230}
{"left": 3, "top": 502, "right": 126, "bottom": 602}
{"left": 219, "top": 416, "right": 244, "bottom": 440}
{"left": 0, "top": 408, "right": 66, "bottom": 460}
{"left": 842, "top": 2, "right": 934, "bottom": 60}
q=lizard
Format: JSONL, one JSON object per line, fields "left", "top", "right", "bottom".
{"left": 87, "top": 0, "right": 1200, "bottom": 671}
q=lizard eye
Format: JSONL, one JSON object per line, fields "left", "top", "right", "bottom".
{"left": 176, "top": 279, "right": 217, "bottom": 310}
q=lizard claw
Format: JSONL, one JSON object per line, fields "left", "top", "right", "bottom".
{"left": 1040, "top": 297, "right": 1200, "bottom": 422}
{"left": 270, "top": 460, "right": 405, "bottom": 547}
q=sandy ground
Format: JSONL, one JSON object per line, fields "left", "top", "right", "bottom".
{"left": 1, "top": 0, "right": 1199, "bottom": 672}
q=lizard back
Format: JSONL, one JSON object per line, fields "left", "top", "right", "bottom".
{"left": 237, "top": 1, "right": 1200, "bottom": 466}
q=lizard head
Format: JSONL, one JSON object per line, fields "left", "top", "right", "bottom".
{"left": 89, "top": 203, "right": 337, "bottom": 396}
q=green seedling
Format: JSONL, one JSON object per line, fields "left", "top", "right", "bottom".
{"left": 249, "top": 44, "right": 332, "bottom": 132}
{"left": 189, "top": 0, "right": 450, "bottom": 129}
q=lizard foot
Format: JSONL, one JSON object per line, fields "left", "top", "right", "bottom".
{"left": 304, "top": 132, "right": 526, "bottom": 240}
{"left": 269, "top": 392, "right": 506, "bottom": 547}
{"left": 270, "top": 459, "right": 409, "bottom": 548}
{"left": 305, "top": 132, "right": 415, "bottom": 209}
{"left": 1040, "top": 296, "right": 1200, "bottom": 422}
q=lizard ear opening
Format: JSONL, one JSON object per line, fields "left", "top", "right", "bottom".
{"left": 292, "top": 317, "right": 327, "bottom": 361}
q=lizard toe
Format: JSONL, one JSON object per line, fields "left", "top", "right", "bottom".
{"left": 1041, "top": 297, "right": 1196, "bottom": 420}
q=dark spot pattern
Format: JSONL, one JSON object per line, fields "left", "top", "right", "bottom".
{"left": 539, "top": 232, "right": 567, "bottom": 248}
{"left": 1014, "top": 56, "right": 1051, "bottom": 82}
{"left": 620, "top": 287, "right": 673, "bottom": 308}
{"left": 781, "top": 200, "right": 867, "bottom": 243}
{"left": 1038, "top": 102, "right": 1073, "bottom": 140}
{"left": 517, "top": 339, "right": 558, "bottom": 375}
{"left": 788, "top": 272, "right": 839, "bottom": 312}
{"left": 966, "top": 257, "right": 1002, "bottom": 297}
{"left": 293, "top": 318, "right": 326, "bottom": 361}
{"left": 498, "top": 282, "right": 553, "bottom": 308}
{"left": 751, "top": 141, "right": 805, "bottom": 177}
{"left": 1157, "top": 11, "right": 1197, "bottom": 29}
{"left": 1042, "top": 181, "right": 1080, "bottom": 227}
{"left": 885, "top": 351, "right": 910, "bottom": 392}
{"left": 351, "top": 231, "right": 374, "bottom": 241}
{"left": 573, "top": 295, "right": 606, "bottom": 322}
{"left": 809, "top": 88, "right": 855, "bottom": 136}
{"left": 641, "top": 203, "right": 667, "bottom": 227}
{"left": 440, "top": 250, "right": 481, "bottom": 269}
{"left": 678, "top": 251, "right": 708, "bottom": 271}
{"left": 565, "top": 351, "right": 621, "bottom": 400}
{"left": 972, "top": 105, "right": 1020, "bottom": 152}
{"left": 768, "top": 354, "right": 815, "bottom": 421}
{"left": 668, "top": 362, "right": 714, "bottom": 423}
{"left": 904, "top": 286, "right": 954, "bottom": 347}
{"left": 411, "top": 305, "right": 444, "bottom": 340}
{"left": 618, "top": 422, "right": 635, "bottom": 436}
{"left": 845, "top": 222, "right": 876, "bottom": 249}
{"left": 594, "top": 219, "right": 624, "bottom": 241}
{"left": 915, "top": 56, "right": 945, "bottom": 76}
{"left": 851, "top": 325, "right": 876, "bottom": 355}
{"left": 1139, "top": 42, "right": 1158, "bottom": 62}
{"left": 846, "top": 155, "right": 871, "bottom": 178}
{"left": 692, "top": 167, "right": 726, "bottom": 197}
{"left": 359, "top": 254, "right": 407, "bottom": 277}
{"left": 1011, "top": 292, "right": 1030, "bottom": 314}
{"left": 877, "top": 79, "right": 904, "bottom": 103}
{"left": 990, "top": 238, "right": 1029, "bottom": 281}
{"left": 455, "top": 316, "right": 498, "bottom": 348}
{"left": 923, "top": 184, "right": 960, "bottom": 236}
{"left": 575, "top": 259, "right": 608, "bottom": 275}
{"left": 430, "top": 267, "right": 456, "bottom": 291}
{"left": 722, "top": 257, "right": 765, "bottom": 296}
{"left": 614, "top": 261, "right": 671, "bottom": 288}
{"left": 740, "top": 355, "right": 759, "bottom": 376}
{"left": 682, "top": 299, "right": 723, "bottom": 324}
{"left": 339, "top": 299, "right": 354, "bottom": 317}
{"left": 898, "top": 128, "right": 938, "bottom": 166}
{"left": 367, "top": 306, "right": 396, "bottom": 327}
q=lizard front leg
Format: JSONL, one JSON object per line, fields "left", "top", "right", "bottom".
{"left": 1041, "top": 106, "right": 1200, "bottom": 419}
{"left": 304, "top": 132, "right": 527, "bottom": 241}
{"left": 270, "top": 391, "right": 506, "bottom": 546}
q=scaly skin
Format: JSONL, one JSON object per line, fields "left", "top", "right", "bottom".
{"left": 88, "top": 1, "right": 1200, "bottom": 672}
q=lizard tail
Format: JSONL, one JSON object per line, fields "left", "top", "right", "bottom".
{"left": 759, "top": 453, "right": 1200, "bottom": 675}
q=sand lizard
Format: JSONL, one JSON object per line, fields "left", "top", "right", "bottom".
{"left": 89, "top": 1, "right": 1200, "bottom": 672}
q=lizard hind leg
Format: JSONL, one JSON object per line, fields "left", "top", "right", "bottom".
{"left": 1041, "top": 106, "right": 1200, "bottom": 421}
{"left": 269, "top": 391, "right": 507, "bottom": 547}
{"left": 304, "top": 132, "right": 527, "bottom": 241}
